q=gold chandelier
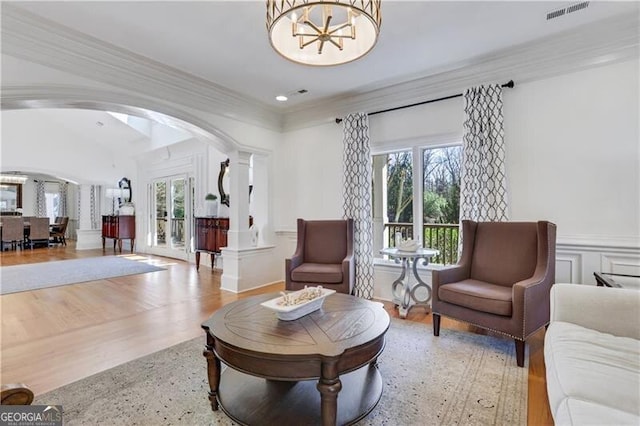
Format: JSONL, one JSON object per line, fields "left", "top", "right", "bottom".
{"left": 266, "top": 0, "right": 382, "bottom": 66}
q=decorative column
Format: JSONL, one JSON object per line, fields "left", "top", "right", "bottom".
{"left": 221, "top": 150, "right": 252, "bottom": 293}
{"left": 226, "top": 150, "right": 252, "bottom": 249}
{"left": 75, "top": 184, "right": 103, "bottom": 250}
{"left": 372, "top": 155, "right": 388, "bottom": 257}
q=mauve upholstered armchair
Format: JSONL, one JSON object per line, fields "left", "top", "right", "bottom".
{"left": 285, "top": 218, "right": 355, "bottom": 295}
{"left": 432, "top": 220, "right": 557, "bottom": 367}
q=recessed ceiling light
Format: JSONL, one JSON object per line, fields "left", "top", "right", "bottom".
{"left": 275, "top": 95, "right": 288, "bottom": 102}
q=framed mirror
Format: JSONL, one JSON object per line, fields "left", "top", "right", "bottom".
{"left": 0, "top": 183, "right": 23, "bottom": 212}
{"left": 218, "top": 159, "right": 230, "bottom": 207}
{"left": 118, "top": 177, "right": 132, "bottom": 205}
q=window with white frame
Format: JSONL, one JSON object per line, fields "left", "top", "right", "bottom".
{"left": 373, "top": 143, "right": 462, "bottom": 265}
{"left": 45, "top": 183, "right": 61, "bottom": 223}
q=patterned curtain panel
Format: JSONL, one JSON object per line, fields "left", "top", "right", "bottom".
{"left": 35, "top": 180, "right": 47, "bottom": 217}
{"left": 90, "top": 185, "right": 99, "bottom": 230}
{"left": 58, "top": 182, "right": 68, "bottom": 217}
{"left": 459, "top": 84, "right": 509, "bottom": 222}
{"left": 342, "top": 112, "right": 375, "bottom": 299}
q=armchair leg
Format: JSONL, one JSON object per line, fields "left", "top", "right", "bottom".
{"left": 514, "top": 339, "right": 525, "bottom": 368}
{"left": 433, "top": 313, "right": 441, "bottom": 336}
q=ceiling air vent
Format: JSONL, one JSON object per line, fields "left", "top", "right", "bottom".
{"left": 547, "top": 2, "right": 589, "bottom": 20}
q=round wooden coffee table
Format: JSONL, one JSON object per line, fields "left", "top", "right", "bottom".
{"left": 201, "top": 292, "right": 390, "bottom": 426}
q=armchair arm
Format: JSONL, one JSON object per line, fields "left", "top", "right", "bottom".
{"left": 286, "top": 252, "right": 304, "bottom": 269}
{"left": 432, "top": 265, "right": 469, "bottom": 286}
{"left": 286, "top": 219, "right": 306, "bottom": 282}
{"left": 432, "top": 220, "right": 475, "bottom": 296}
{"left": 550, "top": 284, "right": 640, "bottom": 339}
{"left": 342, "top": 252, "right": 355, "bottom": 294}
{"left": 513, "top": 270, "right": 553, "bottom": 336}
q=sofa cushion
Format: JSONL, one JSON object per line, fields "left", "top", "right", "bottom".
{"left": 438, "top": 279, "right": 512, "bottom": 316}
{"left": 554, "top": 398, "right": 640, "bottom": 426}
{"left": 545, "top": 321, "right": 640, "bottom": 418}
{"left": 291, "top": 263, "right": 343, "bottom": 284}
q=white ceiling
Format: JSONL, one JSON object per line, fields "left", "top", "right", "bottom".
{"left": 10, "top": 1, "right": 639, "bottom": 109}
{"left": 3, "top": 0, "right": 637, "bottom": 166}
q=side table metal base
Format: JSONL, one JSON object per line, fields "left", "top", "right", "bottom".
{"left": 381, "top": 248, "right": 439, "bottom": 319}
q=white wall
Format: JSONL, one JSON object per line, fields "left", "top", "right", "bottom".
{"left": 274, "top": 59, "right": 640, "bottom": 290}
{"left": 1, "top": 110, "right": 131, "bottom": 186}
{"left": 504, "top": 60, "right": 639, "bottom": 241}
{"left": 274, "top": 122, "right": 344, "bottom": 231}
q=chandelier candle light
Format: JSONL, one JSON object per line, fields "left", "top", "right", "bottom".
{"left": 266, "top": 0, "right": 382, "bottom": 66}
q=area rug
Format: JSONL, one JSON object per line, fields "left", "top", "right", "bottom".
{"left": 35, "top": 319, "right": 527, "bottom": 425}
{"left": 0, "top": 256, "right": 165, "bottom": 295}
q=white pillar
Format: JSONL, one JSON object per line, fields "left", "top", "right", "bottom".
{"left": 251, "top": 153, "right": 271, "bottom": 246}
{"left": 372, "top": 155, "right": 388, "bottom": 256}
{"left": 226, "top": 150, "right": 252, "bottom": 249}
{"left": 75, "top": 184, "right": 102, "bottom": 250}
{"left": 221, "top": 150, "right": 252, "bottom": 293}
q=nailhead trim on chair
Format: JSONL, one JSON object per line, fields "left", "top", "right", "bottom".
{"left": 432, "top": 311, "right": 547, "bottom": 342}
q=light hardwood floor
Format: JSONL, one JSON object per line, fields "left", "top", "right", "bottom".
{"left": 0, "top": 243, "right": 553, "bottom": 425}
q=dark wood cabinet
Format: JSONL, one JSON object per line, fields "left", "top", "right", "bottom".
{"left": 102, "top": 215, "right": 135, "bottom": 253}
{"left": 194, "top": 217, "right": 252, "bottom": 271}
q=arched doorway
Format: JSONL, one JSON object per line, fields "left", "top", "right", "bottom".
{"left": 1, "top": 88, "right": 242, "bottom": 259}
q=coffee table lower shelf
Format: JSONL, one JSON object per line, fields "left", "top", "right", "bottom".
{"left": 217, "top": 364, "right": 383, "bottom": 426}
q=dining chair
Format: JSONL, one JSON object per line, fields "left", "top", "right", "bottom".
{"left": 28, "top": 217, "right": 51, "bottom": 249}
{"left": 50, "top": 216, "right": 69, "bottom": 245}
{"left": 1, "top": 217, "right": 24, "bottom": 251}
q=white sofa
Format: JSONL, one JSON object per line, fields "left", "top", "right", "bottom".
{"left": 545, "top": 284, "right": 640, "bottom": 425}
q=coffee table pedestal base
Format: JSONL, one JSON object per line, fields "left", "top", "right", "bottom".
{"left": 218, "top": 364, "right": 382, "bottom": 426}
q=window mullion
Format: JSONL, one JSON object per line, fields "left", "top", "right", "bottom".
{"left": 412, "top": 146, "right": 423, "bottom": 246}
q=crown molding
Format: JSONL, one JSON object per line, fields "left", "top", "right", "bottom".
{"left": 282, "top": 13, "right": 640, "bottom": 131}
{"left": 2, "top": 5, "right": 638, "bottom": 134}
{"left": 1, "top": 4, "right": 282, "bottom": 132}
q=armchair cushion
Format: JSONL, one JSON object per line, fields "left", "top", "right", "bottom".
{"left": 470, "top": 222, "right": 539, "bottom": 286}
{"left": 438, "top": 279, "right": 513, "bottom": 316}
{"left": 304, "top": 221, "right": 348, "bottom": 264}
{"left": 291, "top": 263, "right": 343, "bottom": 284}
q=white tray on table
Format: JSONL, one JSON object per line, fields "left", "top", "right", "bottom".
{"left": 261, "top": 287, "right": 336, "bottom": 321}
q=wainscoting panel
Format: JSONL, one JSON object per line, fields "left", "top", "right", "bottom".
{"left": 555, "top": 252, "right": 583, "bottom": 284}
{"left": 601, "top": 253, "right": 640, "bottom": 276}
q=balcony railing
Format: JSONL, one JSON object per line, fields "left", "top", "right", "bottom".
{"left": 384, "top": 222, "right": 459, "bottom": 265}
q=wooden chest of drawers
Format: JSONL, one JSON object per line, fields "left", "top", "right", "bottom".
{"left": 102, "top": 215, "right": 135, "bottom": 253}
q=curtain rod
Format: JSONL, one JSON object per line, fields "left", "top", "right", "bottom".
{"left": 335, "top": 80, "right": 515, "bottom": 124}
{"left": 34, "top": 179, "right": 63, "bottom": 184}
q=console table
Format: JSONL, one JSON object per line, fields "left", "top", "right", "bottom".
{"left": 102, "top": 215, "right": 135, "bottom": 253}
{"left": 202, "top": 293, "right": 389, "bottom": 425}
{"left": 380, "top": 247, "right": 439, "bottom": 318}
{"left": 194, "top": 216, "right": 252, "bottom": 271}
